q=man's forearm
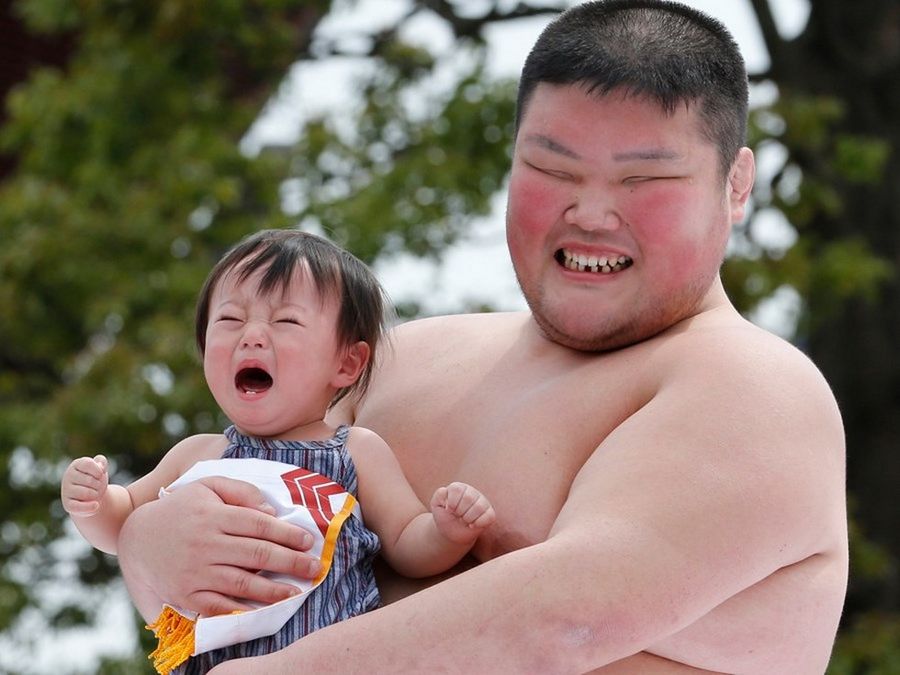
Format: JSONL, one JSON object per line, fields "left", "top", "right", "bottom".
{"left": 258, "top": 539, "right": 647, "bottom": 673}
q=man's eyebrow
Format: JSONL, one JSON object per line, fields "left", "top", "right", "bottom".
{"left": 612, "top": 148, "right": 684, "bottom": 162}
{"left": 523, "top": 133, "right": 581, "bottom": 159}
{"left": 524, "top": 135, "right": 684, "bottom": 163}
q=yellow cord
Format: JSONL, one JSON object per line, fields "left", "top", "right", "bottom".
{"left": 146, "top": 606, "right": 195, "bottom": 674}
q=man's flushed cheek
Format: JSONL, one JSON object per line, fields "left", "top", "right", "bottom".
{"left": 623, "top": 192, "right": 712, "bottom": 280}
{"left": 620, "top": 182, "right": 691, "bottom": 226}
{"left": 623, "top": 190, "right": 701, "bottom": 247}
{"left": 507, "top": 177, "right": 563, "bottom": 236}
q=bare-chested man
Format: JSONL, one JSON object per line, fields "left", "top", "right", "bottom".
{"left": 117, "top": 2, "right": 848, "bottom": 672}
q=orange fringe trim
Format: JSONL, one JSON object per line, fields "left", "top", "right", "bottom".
{"left": 146, "top": 606, "right": 195, "bottom": 674}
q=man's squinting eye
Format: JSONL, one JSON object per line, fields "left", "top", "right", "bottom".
{"left": 216, "top": 315, "right": 242, "bottom": 323}
{"left": 276, "top": 317, "right": 302, "bottom": 326}
{"left": 623, "top": 175, "right": 678, "bottom": 184}
{"left": 526, "top": 161, "right": 574, "bottom": 181}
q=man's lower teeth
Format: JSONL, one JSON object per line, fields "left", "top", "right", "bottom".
{"left": 565, "top": 260, "right": 622, "bottom": 273}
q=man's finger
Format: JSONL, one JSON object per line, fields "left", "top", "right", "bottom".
{"left": 219, "top": 503, "right": 313, "bottom": 552}
{"left": 197, "top": 567, "right": 303, "bottom": 614}
{"left": 195, "top": 475, "right": 278, "bottom": 515}
{"left": 182, "top": 589, "right": 255, "bottom": 617}
{"left": 188, "top": 572, "right": 297, "bottom": 616}
{"left": 213, "top": 531, "right": 321, "bottom": 582}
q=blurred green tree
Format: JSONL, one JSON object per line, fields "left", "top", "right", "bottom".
{"left": 1, "top": 0, "right": 898, "bottom": 671}
{"left": 0, "top": 0, "right": 325, "bottom": 668}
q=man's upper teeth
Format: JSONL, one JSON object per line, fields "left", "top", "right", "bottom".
{"left": 562, "top": 249, "right": 632, "bottom": 273}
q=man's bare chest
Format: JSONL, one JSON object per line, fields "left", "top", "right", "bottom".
{"left": 358, "top": 348, "right": 651, "bottom": 559}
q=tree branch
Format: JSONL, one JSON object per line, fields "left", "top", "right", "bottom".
{"left": 747, "top": 0, "right": 782, "bottom": 78}
{"left": 307, "top": 1, "right": 565, "bottom": 61}
{"left": 416, "top": 0, "right": 565, "bottom": 40}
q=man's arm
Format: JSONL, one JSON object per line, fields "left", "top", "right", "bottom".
{"left": 206, "top": 334, "right": 844, "bottom": 672}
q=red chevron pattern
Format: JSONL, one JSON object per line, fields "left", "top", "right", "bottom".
{"left": 281, "top": 468, "right": 347, "bottom": 537}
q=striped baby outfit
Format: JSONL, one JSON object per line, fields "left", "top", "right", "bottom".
{"left": 173, "top": 424, "right": 381, "bottom": 674}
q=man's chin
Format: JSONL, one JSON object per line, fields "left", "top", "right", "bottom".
{"left": 531, "top": 313, "right": 633, "bottom": 353}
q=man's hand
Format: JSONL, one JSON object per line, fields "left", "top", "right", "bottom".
{"left": 118, "top": 476, "right": 318, "bottom": 617}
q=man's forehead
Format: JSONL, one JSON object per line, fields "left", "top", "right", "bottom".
{"left": 518, "top": 84, "right": 709, "bottom": 155}
{"left": 524, "top": 81, "right": 698, "bottom": 118}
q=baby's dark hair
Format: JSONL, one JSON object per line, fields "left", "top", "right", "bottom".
{"left": 195, "top": 229, "right": 389, "bottom": 407}
{"left": 517, "top": 0, "right": 749, "bottom": 175}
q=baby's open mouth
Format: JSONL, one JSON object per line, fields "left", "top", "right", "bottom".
{"left": 555, "top": 248, "right": 633, "bottom": 273}
{"left": 236, "top": 367, "right": 273, "bottom": 394}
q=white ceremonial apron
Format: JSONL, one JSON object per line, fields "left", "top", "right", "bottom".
{"left": 149, "top": 457, "right": 360, "bottom": 671}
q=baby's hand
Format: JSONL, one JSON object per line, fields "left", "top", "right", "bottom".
{"left": 430, "top": 482, "right": 496, "bottom": 545}
{"left": 61, "top": 455, "right": 109, "bottom": 517}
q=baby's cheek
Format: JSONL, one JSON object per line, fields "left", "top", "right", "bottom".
{"left": 203, "top": 345, "right": 230, "bottom": 385}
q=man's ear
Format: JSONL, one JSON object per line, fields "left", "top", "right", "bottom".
{"left": 332, "top": 341, "right": 370, "bottom": 389}
{"left": 728, "top": 147, "right": 755, "bottom": 224}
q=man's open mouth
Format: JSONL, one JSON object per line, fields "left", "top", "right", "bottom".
{"left": 556, "top": 248, "right": 633, "bottom": 273}
{"left": 236, "top": 367, "right": 273, "bottom": 394}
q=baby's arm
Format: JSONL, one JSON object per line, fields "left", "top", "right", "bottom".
{"left": 390, "top": 481, "right": 495, "bottom": 577}
{"left": 60, "top": 434, "right": 225, "bottom": 556}
{"left": 430, "top": 482, "right": 495, "bottom": 544}
{"left": 61, "top": 454, "right": 134, "bottom": 554}
{"left": 349, "top": 428, "right": 495, "bottom": 578}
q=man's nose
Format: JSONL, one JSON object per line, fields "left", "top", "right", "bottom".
{"left": 563, "top": 191, "right": 623, "bottom": 232}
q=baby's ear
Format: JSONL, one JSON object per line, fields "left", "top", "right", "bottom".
{"left": 332, "top": 341, "right": 370, "bottom": 388}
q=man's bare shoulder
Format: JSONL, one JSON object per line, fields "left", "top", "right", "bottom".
{"left": 655, "top": 312, "right": 839, "bottom": 412}
{"left": 559, "top": 314, "right": 847, "bottom": 672}
{"left": 572, "top": 309, "right": 846, "bottom": 547}
{"left": 392, "top": 311, "right": 529, "bottom": 341}
{"left": 647, "top": 316, "right": 846, "bottom": 497}
{"left": 383, "top": 312, "right": 529, "bottom": 367}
